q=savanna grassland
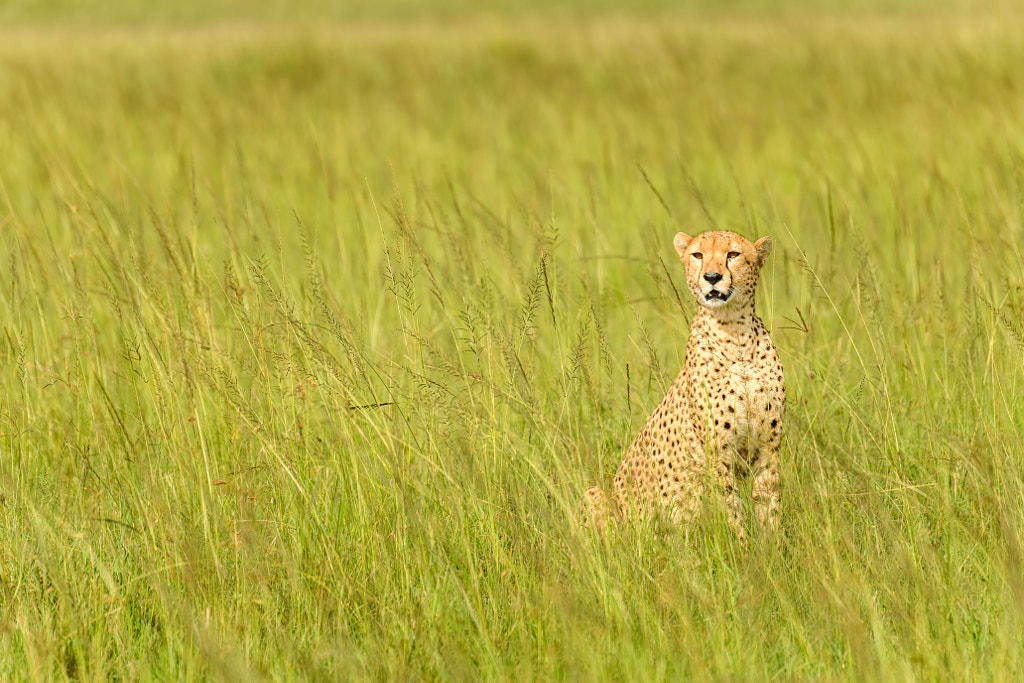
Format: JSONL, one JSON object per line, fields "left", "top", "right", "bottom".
{"left": 1, "top": 0, "right": 1024, "bottom": 679}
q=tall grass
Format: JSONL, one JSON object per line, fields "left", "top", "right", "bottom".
{"left": 1, "top": 5, "right": 1023, "bottom": 679}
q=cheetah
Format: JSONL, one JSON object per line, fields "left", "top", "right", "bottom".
{"left": 583, "top": 230, "right": 784, "bottom": 539}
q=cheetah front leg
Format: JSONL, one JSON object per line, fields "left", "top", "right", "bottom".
{"left": 752, "top": 447, "right": 780, "bottom": 531}
{"left": 715, "top": 460, "right": 746, "bottom": 541}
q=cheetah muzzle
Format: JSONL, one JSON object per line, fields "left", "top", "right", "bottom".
{"left": 581, "top": 230, "right": 785, "bottom": 541}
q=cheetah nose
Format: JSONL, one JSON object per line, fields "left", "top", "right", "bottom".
{"left": 704, "top": 272, "right": 723, "bottom": 285}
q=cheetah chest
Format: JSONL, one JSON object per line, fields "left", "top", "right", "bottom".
{"left": 702, "top": 356, "right": 771, "bottom": 466}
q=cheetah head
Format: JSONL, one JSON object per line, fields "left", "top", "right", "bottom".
{"left": 673, "top": 230, "right": 773, "bottom": 314}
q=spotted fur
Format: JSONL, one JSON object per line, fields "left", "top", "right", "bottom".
{"left": 582, "top": 230, "right": 784, "bottom": 539}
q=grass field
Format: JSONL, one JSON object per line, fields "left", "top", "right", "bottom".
{"left": 1, "top": 1, "right": 1024, "bottom": 679}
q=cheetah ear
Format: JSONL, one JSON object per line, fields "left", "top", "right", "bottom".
{"left": 673, "top": 232, "right": 693, "bottom": 258}
{"left": 754, "top": 236, "right": 773, "bottom": 265}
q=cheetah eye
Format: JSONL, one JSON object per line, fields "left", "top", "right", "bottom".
{"left": 727, "top": 251, "right": 740, "bottom": 260}
{"left": 691, "top": 252, "right": 703, "bottom": 261}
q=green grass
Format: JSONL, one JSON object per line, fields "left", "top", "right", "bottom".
{"left": 1, "top": 2, "right": 1024, "bottom": 679}
{"left": 0, "top": 0, "right": 1017, "bottom": 26}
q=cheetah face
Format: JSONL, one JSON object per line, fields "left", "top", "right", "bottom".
{"left": 673, "top": 230, "right": 773, "bottom": 314}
